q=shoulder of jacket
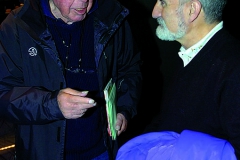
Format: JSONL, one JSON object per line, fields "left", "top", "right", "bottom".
{"left": 94, "top": 0, "right": 129, "bottom": 26}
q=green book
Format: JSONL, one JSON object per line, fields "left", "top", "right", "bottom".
{"left": 104, "top": 78, "right": 117, "bottom": 140}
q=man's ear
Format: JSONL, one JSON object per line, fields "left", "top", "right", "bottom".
{"left": 188, "top": 0, "right": 202, "bottom": 22}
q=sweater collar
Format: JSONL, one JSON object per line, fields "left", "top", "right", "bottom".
{"left": 178, "top": 21, "right": 223, "bottom": 67}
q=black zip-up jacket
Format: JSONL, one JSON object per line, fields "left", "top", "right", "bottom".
{"left": 0, "top": 0, "right": 142, "bottom": 159}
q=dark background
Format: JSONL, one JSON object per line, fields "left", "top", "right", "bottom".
{"left": 0, "top": 0, "right": 239, "bottom": 159}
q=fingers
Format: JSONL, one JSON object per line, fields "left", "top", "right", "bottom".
{"left": 115, "top": 113, "right": 128, "bottom": 136}
{"left": 58, "top": 88, "right": 96, "bottom": 105}
{"left": 57, "top": 89, "right": 96, "bottom": 119}
{"left": 61, "top": 88, "right": 89, "bottom": 97}
{"left": 78, "top": 108, "right": 87, "bottom": 117}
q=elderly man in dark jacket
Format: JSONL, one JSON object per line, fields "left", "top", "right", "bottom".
{"left": 0, "top": 0, "right": 142, "bottom": 159}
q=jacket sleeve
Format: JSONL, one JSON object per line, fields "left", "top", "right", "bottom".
{"left": 0, "top": 16, "right": 64, "bottom": 125}
{"left": 114, "top": 20, "right": 143, "bottom": 121}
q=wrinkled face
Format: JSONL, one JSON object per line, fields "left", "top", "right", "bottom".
{"left": 152, "top": 0, "right": 188, "bottom": 41}
{"left": 51, "top": 0, "right": 94, "bottom": 24}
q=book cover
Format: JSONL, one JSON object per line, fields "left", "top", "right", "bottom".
{"left": 104, "top": 78, "right": 117, "bottom": 140}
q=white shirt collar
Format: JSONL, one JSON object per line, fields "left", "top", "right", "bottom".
{"left": 178, "top": 21, "right": 223, "bottom": 67}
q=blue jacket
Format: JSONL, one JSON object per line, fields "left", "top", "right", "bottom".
{"left": 0, "top": 0, "right": 142, "bottom": 159}
{"left": 116, "top": 130, "right": 237, "bottom": 160}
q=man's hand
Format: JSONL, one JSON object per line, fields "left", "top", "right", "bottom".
{"left": 115, "top": 113, "right": 128, "bottom": 136}
{"left": 57, "top": 88, "right": 96, "bottom": 119}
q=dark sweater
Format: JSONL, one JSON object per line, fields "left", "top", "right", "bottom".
{"left": 145, "top": 28, "right": 240, "bottom": 159}
{"left": 46, "top": 14, "right": 106, "bottom": 160}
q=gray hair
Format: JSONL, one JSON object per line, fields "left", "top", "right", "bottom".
{"left": 179, "top": 0, "right": 228, "bottom": 24}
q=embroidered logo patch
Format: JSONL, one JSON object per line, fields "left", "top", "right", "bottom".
{"left": 28, "top": 47, "right": 37, "bottom": 56}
